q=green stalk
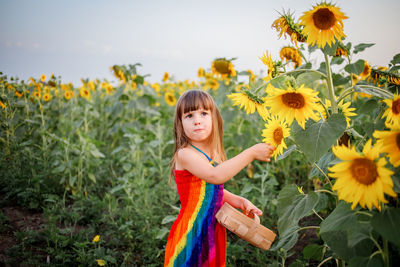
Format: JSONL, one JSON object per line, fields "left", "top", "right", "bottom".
{"left": 383, "top": 238, "right": 389, "bottom": 267}
{"left": 324, "top": 52, "right": 338, "bottom": 114}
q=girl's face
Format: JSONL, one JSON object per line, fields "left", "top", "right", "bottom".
{"left": 181, "top": 108, "right": 213, "bottom": 144}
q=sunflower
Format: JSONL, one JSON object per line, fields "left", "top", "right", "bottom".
{"left": 227, "top": 91, "right": 269, "bottom": 120}
{"left": 40, "top": 74, "right": 46, "bottom": 83}
{"left": 151, "top": 83, "right": 161, "bottom": 93}
{"left": 80, "top": 86, "right": 91, "bottom": 100}
{"left": 15, "top": 91, "right": 24, "bottom": 98}
{"left": 325, "top": 99, "right": 357, "bottom": 128}
{"left": 165, "top": 92, "right": 177, "bottom": 106}
{"left": 235, "top": 83, "right": 249, "bottom": 92}
{"left": 33, "top": 91, "right": 41, "bottom": 99}
{"left": 373, "top": 129, "right": 400, "bottom": 167}
{"left": 271, "top": 10, "right": 306, "bottom": 47}
{"left": 88, "top": 81, "right": 96, "bottom": 91}
{"left": 0, "top": 100, "right": 5, "bottom": 109}
{"left": 334, "top": 42, "right": 349, "bottom": 57}
{"left": 162, "top": 72, "right": 170, "bottom": 82}
{"left": 370, "top": 69, "right": 400, "bottom": 86}
{"left": 247, "top": 69, "right": 256, "bottom": 83}
{"left": 280, "top": 46, "right": 302, "bottom": 68}
{"left": 329, "top": 139, "right": 396, "bottom": 210}
{"left": 211, "top": 58, "right": 236, "bottom": 78}
{"left": 382, "top": 93, "right": 400, "bottom": 129}
{"left": 299, "top": 2, "right": 348, "bottom": 48}
{"left": 131, "top": 81, "right": 137, "bottom": 91}
{"left": 262, "top": 116, "right": 291, "bottom": 159}
{"left": 42, "top": 93, "right": 52, "bottom": 102}
{"left": 198, "top": 67, "right": 205, "bottom": 78}
{"left": 360, "top": 61, "right": 371, "bottom": 80}
{"left": 64, "top": 90, "right": 74, "bottom": 100}
{"left": 202, "top": 78, "right": 219, "bottom": 91}
{"left": 259, "top": 51, "right": 278, "bottom": 81}
{"left": 264, "top": 85, "right": 321, "bottom": 129}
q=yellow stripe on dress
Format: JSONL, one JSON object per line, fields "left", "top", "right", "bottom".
{"left": 166, "top": 180, "right": 206, "bottom": 267}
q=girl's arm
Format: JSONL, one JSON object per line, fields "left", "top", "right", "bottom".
{"left": 177, "top": 143, "right": 274, "bottom": 185}
{"left": 223, "top": 189, "right": 262, "bottom": 217}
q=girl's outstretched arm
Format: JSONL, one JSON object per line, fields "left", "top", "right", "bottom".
{"left": 176, "top": 143, "right": 275, "bottom": 184}
{"left": 223, "top": 189, "right": 262, "bottom": 217}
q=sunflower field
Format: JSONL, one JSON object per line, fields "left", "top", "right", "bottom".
{"left": 1, "top": 2, "right": 400, "bottom": 267}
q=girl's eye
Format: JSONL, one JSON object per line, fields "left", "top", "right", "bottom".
{"left": 201, "top": 111, "right": 208, "bottom": 116}
{"left": 185, "top": 114, "right": 192, "bottom": 118}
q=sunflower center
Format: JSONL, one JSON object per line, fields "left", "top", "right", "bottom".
{"left": 281, "top": 92, "right": 305, "bottom": 109}
{"left": 168, "top": 95, "right": 174, "bottom": 102}
{"left": 396, "top": 133, "right": 400, "bottom": 150}
{"left": 214, "top": 60, "right": 231, "bottom": 74}
{"left": 350, "top": 158, "right": 377, "bottom": 185}
{"left": 273, "top": 127, "right": 283, "bottom": 145}
{"left": 312, "top": 8, "right": 337, "bottom": 30}
{"left": 392, "top": 99, "right": 400, "bottom": 115}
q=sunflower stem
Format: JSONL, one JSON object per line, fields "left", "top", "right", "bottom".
{"left": 312, "top": 209, "right": 324, "bottom": 221}
{"left": 337, "top": 89, "right": 354, "bottom": 103}
{"left": 317, "top": 256, "right": 333, "bottom": 267}
{"left": 337, "top": 86, "right": 355, "bottom": 102}
{"left": 324, "top": 52, "right": 337, "bottom": 114}
{"left": 297, "top": 226, "right": 320, "bottom": 232}
{"left": 383, "top": 238, "right": 389, "bottom": 267}
{"left": 313, "top": 162, "right": 333, "bottom": 188}
{"left": 317, "top": 98, "right": 329, "bottom": 120}
{"left": 315, "top": 189, "right": 337, "bottom": 196}
{"left": 356, "top": 85, "right": 394, "bottom": 98}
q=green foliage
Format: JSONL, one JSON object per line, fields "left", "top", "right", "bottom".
{"left": 291, "top": 114, "right": 346, "bottom": 163}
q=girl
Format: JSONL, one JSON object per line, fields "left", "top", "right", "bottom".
{"left": 164, "top": 90, "right": 275, "bottom": 267}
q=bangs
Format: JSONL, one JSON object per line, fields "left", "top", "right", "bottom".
{"left": 179, "top": 90, "right": 214, "bottom": 114}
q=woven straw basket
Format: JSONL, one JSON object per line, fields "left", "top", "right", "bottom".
{"left": 215, "top": 202, "right": 276, "bottom": 250}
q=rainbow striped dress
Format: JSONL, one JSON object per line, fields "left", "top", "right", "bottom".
{"left": 164, "top": 169, "right": 226, "bottom": 267}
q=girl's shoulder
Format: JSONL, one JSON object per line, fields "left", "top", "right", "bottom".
{"left": 176, "top": 146, "right": 210, "bottom": 168}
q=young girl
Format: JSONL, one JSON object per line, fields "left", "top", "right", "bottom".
{"left": 164, "top": 90, "right": 275, "bottom": 267}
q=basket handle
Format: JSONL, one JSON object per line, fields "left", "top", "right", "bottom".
{"left": 249, "top": 210, "right": 260, "bottom": 225}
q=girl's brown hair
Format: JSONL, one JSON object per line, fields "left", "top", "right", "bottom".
{"left": 169, "top": 90, "right": 227, "bottom": 183}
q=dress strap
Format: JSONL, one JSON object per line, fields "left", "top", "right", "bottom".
{"left": 190, "top": 143, "right": 217, "bottom": 166}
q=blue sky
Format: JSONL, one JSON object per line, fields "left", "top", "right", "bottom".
{"left": 1, "top": 0, "right": 399, "bottom": 85}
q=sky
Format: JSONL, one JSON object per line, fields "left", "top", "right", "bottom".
{"left": 1, "top": 0, "right": 399, "bottom": 85}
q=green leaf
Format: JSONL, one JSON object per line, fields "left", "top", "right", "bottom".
{"left": 296, "top": 72, "right": 322, "bottom": 88}
{"left": 331, "top": 57, "right": 345, "bottom": 65}
{"left": 353, "top": 43, "right": 375, "bottom": 54}
{"left": 353, "top": 85, "right": 393, "bottom": 99}
{"left": 321, "top": 41, "right": 340, "bottom": 56}
{"left": 309, "top": 152, "right": 335, "bottom": 179}
{"left": 332, "top": 73, "right": 350, "bottom": 86}
{"left": 161, "top": 215, "right": 177, "bottom": 224}
{"left": 303, "top": 244, "right": 324, "bottom": 260}
{"left": 274, "top": 185, "right": 320, "bottom": 251}
{"left": 292, "top": 114, "right": 346, "bottom": 163}
{"left": 344, "top": 59, "right": 365, "bottom": 75}
{"left": 155, "top": 227, "right": 170, "bottom": 240}
{"left": 349, "top": 255, "right": 384, "bottom": 267}
{"left": 276, "top": 144, "right": 297, "bottom": 161}
{"left": 52, "top": 164, "right": 66, "bottom": 174}
{"left": 320, "top": 202, "right": 374, "bottom": 261}
{"left": 270, "top": 75, "right": 287, "bottom": 89}
{"left": 390, "top": 53, "right": 400, "bottom": 65}
{"left": 88, "top": 173, "right": 97, "bottom": 184}
{"left": 371, "top": 208, "right": 400, "bottom": 248}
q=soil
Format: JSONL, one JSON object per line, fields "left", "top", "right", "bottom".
{"left": 0, "top": 194, "right": 46, "bottom": 265}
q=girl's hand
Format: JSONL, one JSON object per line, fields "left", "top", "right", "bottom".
{"left": 241, "top": 198, "right": 263, "bottom": 218}
{"left": 249, "top": 143, "right": 275, "bottom": 162}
